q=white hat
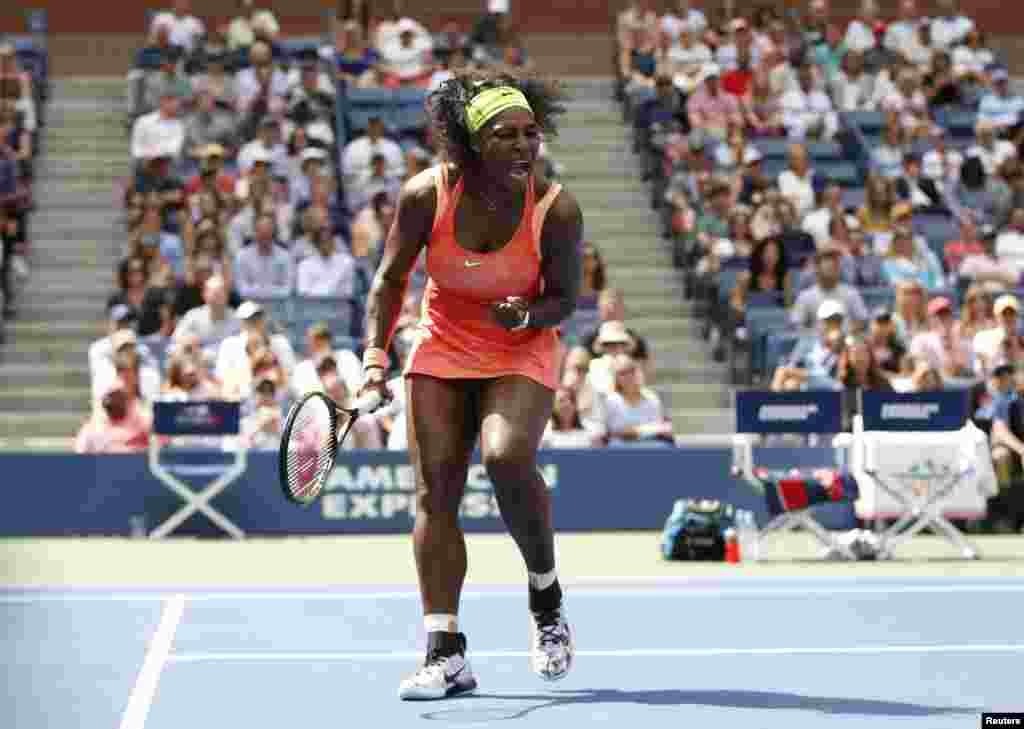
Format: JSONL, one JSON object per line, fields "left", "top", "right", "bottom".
{"left": 488, "top": 0, "right": 510, "bottom": 13}
{"left": 236, "top": 301, "right": 265, "bottom": 320}
{"left": 301, "top": 147, "right": 327, "bottom": 163}
{"left": 817, "top": 300, "right": 846, "bottom": 321}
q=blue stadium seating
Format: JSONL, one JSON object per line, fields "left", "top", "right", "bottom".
{"left": 764, "top": 332, "right": 801, "bottom": 375}
{"left": 844, "top": 110, "right": 885, "bottom": 135}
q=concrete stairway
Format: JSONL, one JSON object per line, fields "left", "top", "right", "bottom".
{"left": 0, "top": 78, "right": 127, "bottom": 449}
{"left": 545, "top": 79, "right": 734, "bottom": 440}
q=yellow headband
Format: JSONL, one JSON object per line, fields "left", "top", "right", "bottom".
{"left": 466, "top": 86, "right": 533, "bottom": 134}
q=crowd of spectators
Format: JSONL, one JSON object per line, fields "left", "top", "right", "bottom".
{"left": 76, "top": 0, "right": 677, "bottom": 455}
{"left": 617, "top": 0, "right": 1024, "bottom": 531}
{"left": 0, "top": 39, "right": 40, "bottom": 336}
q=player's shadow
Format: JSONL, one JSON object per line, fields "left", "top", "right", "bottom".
{"left": 420, "top": 688, "right": 979, "bottom": 722}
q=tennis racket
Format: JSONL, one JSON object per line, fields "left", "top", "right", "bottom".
{"left": 278, "top": 389, "right": 384, "bottom": 506}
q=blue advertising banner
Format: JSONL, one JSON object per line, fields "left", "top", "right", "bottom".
{"left": 860, "top": 390, "right": 969, "bottom": 432}
{"left": 735, "top": 390, "right": 843, "bottom": 434}
{"left": 153, "top": 401, "right": 241, "bottom": 436}
{"left": 0, "top": 447, "right": 854, "bottom": 537}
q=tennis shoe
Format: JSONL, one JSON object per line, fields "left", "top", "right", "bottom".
{"left": 398, "top": 633, "right": 477, "bottom": 701}
{"left": 529, "top": 605, "right": 574, "bottom": 681}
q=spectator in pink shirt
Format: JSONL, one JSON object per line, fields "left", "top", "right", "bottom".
{"left": 686, "top": 65, "right": 743, "bottom": 141}
{"left": 909, "top": 296, "right": 973, "bottom": 378}
{"left": 74, "top": 379, "right": 152, "bottom": 454}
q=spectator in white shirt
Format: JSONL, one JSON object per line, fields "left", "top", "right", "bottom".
{"left": 778, "top": 143, "right": 817, "bottom": 217}
{"left": 832, "top": 50, "right": 877, "bottom": 111}
{"left": 604, "top": 354, "right": 674, "bottom": 447}
{"left": 375, "top": 12, "right": 431, "bottom": 56}
{"left": 234, "top": 213, "right": 294, "bottom": 298}
{"left": 227, "top": 0, "right": 280, "bottom": 50}
{"left": 347, "top": 151, "right": 403, "bottom": 213}
{"left": 380, "top": 21, "right": 433, "bottom": 87}
{"left": 89, "top": 306, "right": 151, "bottom": 388}
{"left": 236, "top": 40, "right": 289, "bottom": 115}
{"left": 340, "top": 115, "right": 405, "bottom": 188}
{"left": 903, "top": 22, "right": 935, "bottom": 69}
{"left": 883, "top": 0, "right": 921, "bottom": 60}
{"left": 930, "top": 0, "right": 975, "bottom": 50}
{"left": 215, "top": 299, "right": 296, "bottom": 382}
{"left": 295, "top": 228, "right": 358, "bottom": 298}
{"left": 978, "top": 69, "right": 1024, "bottom": 136}
{"left": 237, "top": 116, "right": 289, "bottom": 179}
{"left": 173, "top": 275, "right": 240, "bottom": 354}
{"left": 290, "top": 146, "right": 330, "bottom": 209}
{"left": 880, "top": 69, "right": 931, "bottom": 137}
{"left": 780, "top": 63, "right": 838, "bottom": 141}
{"left": 665, "top": 26, "right": 712, "bottom": 95}
{"left": 951, "top": 30, "right": 994, "bottom": 85}
{"left": 997, "top": 208, "right": 1024, "bottom": 269}
{"left": 290, "top": 321, "right": 362, "bottom": 398}
{"left": 969, "top": 120, "right": 1017, "bottom": 178}
{"left": 93, "top": 330, "right": 162, "bottom": 409}
{"left": 922, "top": 128, "right": 964, "bottom": 184}
{"left": 715, "top": 18, "right": 760, "bottom": 72}
{"left": 844, "top": 0, "right": 880, "bottom": 54}
{"left": 660, "top": 0, "right": 707, "bottom": 41}
{"left": 130, "top": 89, "right": 186, "bottom": 163}
{"left": 150, "top": 0, "right": 205, "bottom": 53}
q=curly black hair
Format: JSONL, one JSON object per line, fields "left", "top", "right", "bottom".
{"left": 427, "top": 68, "right": 568, "bottom": 170}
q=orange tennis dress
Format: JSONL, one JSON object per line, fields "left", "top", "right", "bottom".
{"left": 403, "top": 164, "right": 563, "bottom": 390}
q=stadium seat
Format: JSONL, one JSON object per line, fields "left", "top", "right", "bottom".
{"left": 806, "top": 141, "right": 845, "bottom": 162}
{"left": 937, "top": 108, "right": 977, "bottom": 138}
{"left": 817, "top": 161, "right": 861, "bottom": 187}
{"left": 859, "top": 286, "right": 896, "bottom": 312}
{"left": 753, "top": 138, "right": 790, "bottom": 160}
{"left": 292, "top": 296, "right": 360, "bottom": 336}
{"left": 393, "top": 105, "right": 428, "bottom": 135}
{"left": 844, "top": 110, "right": 885, "bottom": 135}
{"left": 249, "top": 296, "right": 293, "bottom": 326}
{"left": 344, "top": 87, "right": 398, "bottom": 134}
{"left": 841, "top": 187, "right": 866, "bottom": 211}
{"left": 764, "top": 331, "right": 801, "bottom": 375}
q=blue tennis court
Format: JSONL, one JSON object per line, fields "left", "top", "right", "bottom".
{"left": 5, "top": 575, "right": 1023, "bottom": 728}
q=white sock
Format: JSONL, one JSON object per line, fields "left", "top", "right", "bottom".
{"left": 528, "top": 569, "right": 558, "bottom": 591}
{"left": 424, "top": 613, "right": 458, "bottom": 633}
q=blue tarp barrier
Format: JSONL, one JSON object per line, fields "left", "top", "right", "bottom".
{"left": 0, "top": 447, "right": 855, "bottom": 537}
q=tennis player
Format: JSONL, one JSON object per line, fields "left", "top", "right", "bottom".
{"left": 357, "top": 70, "right": 584, "bottom": 700}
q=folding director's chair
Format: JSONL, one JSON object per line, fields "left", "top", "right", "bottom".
{"left": 148, "top": 400, "right": 248, "bottom": 539}
{"left": 846, "top": 390, "right": 997, "bottom": 560}
{"left": 732, "top": 390, "right": 859, "bottom": 560}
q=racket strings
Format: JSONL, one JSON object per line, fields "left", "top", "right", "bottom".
{"left": 284, "top": 396, "right": 338, "bottom": 501}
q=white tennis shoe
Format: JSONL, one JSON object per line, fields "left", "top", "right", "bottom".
{"left": 529, "top": 605, "right": 574, "bottom": 681}
{"left": 398, "top": 635, "right": 478, "bottom": 701}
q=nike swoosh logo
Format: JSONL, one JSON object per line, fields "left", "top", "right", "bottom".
{"left": 464, "top": 260, "right": 482, "bottom": 268}
{"left": 445, "top": 664, "right": 466, "bottom": 683}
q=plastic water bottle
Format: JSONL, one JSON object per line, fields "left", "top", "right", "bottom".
{"left": 724, "top": 528, "right": 740, "bottom": 564}
{"left": 737, "top": 510, "right": 760, "bottom": 563}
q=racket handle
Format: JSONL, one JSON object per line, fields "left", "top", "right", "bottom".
{"left": 353, "top": 389, "right": 384, "bottom": 415}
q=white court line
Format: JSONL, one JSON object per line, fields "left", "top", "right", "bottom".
{"left": 118, "top": 595, "right": 186, "bottom": 729}
{"left": 5, "top": 583, "right": 1024, "bottom": 604}
{"left": 169, "top": 643, "right": 1024, "bottom": 663}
